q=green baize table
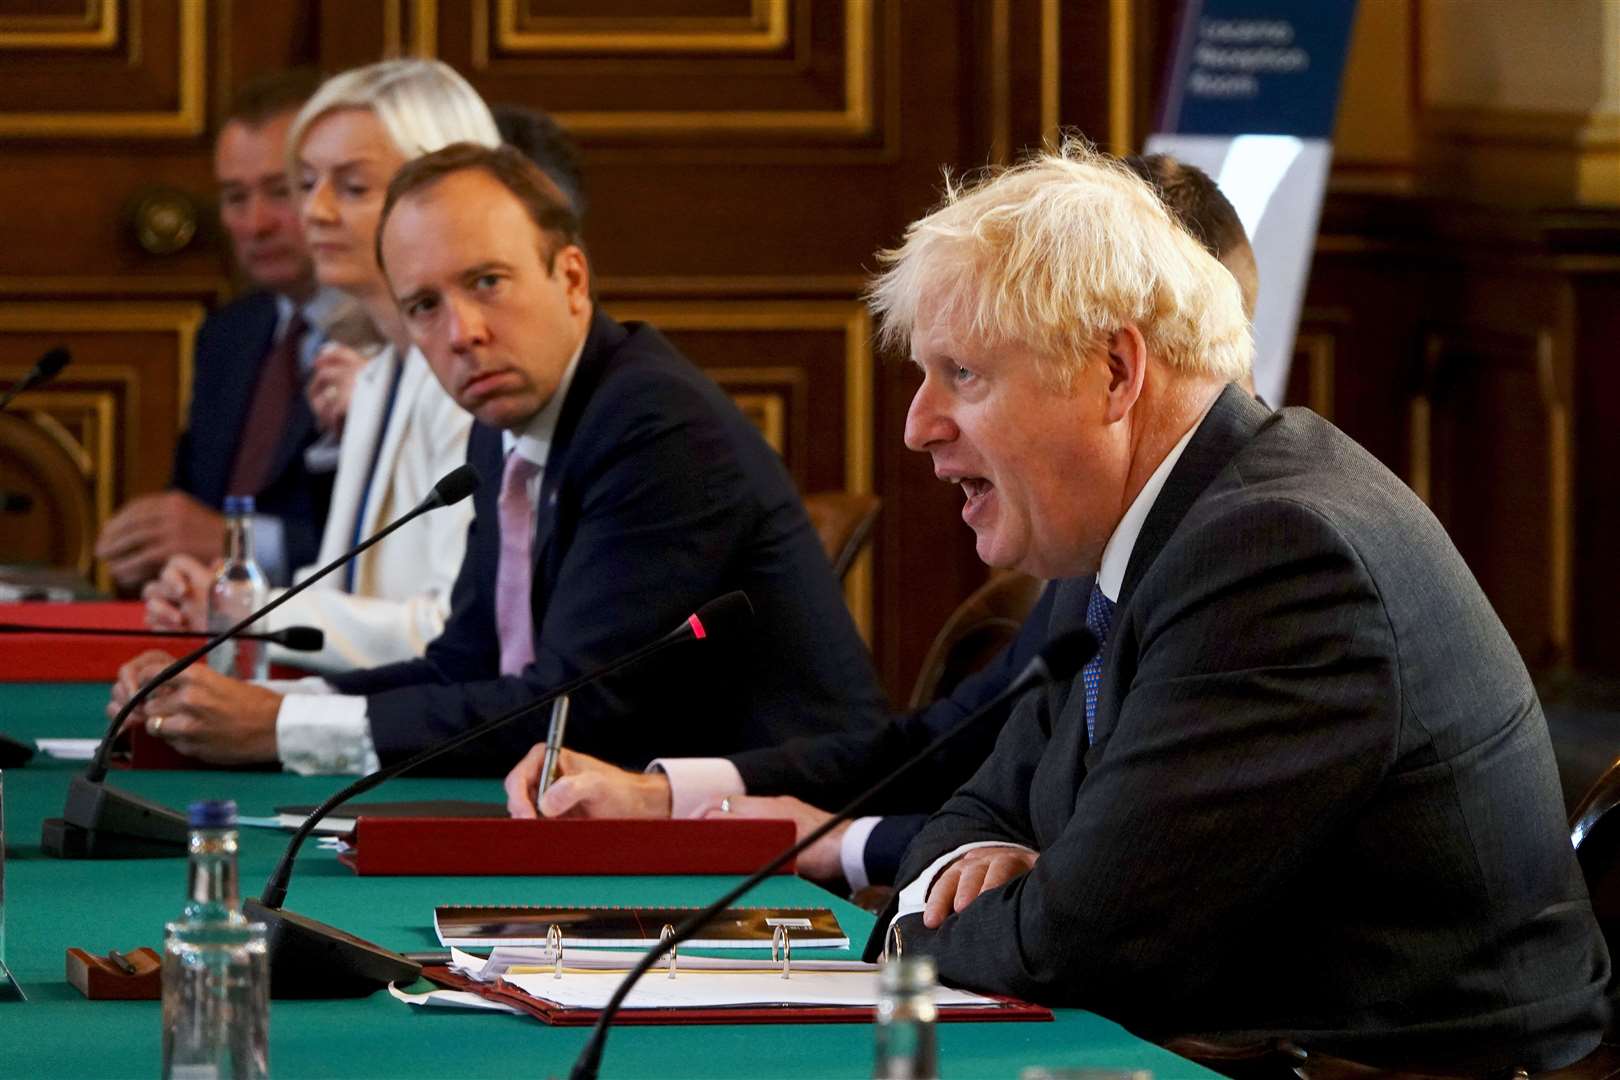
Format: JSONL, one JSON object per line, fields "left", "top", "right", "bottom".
{"left": 0, "top": 683, "right": 1217, "bottom": 1078}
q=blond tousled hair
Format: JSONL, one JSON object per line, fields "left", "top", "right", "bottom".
{"left": 287, "top": 59, "right": 499, "bottom": 172}
{"left": 867, "top": 139, "right": 1253, "bottom": 389}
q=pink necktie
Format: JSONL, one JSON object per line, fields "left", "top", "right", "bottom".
{"left": 495, "top": 450, "right": 541, "bottom": 675}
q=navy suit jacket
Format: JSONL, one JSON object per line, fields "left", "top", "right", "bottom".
{"left": 172, "top": 291, "right": 332, "bottom": 576}
{"left": 874, "top": 385, "right": 1609, "bottom": 1071}
{"left": 328, "top": 310, "right": 888, "bottom": 773}
{"left": 728, "top": 584, "right": 1057, "bottom": 887}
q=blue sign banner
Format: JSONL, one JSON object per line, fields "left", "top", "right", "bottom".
{"left": 1161, "top": 0, "right": 1359, "bottom": 138}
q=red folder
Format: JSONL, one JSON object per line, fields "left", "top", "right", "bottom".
{"left": 337, "top": 817, "right": 799, "bottom": 876}
{"left": 418, "top": 964, "right": 1053, "bottom": 1025}
{"left": 1, "top": 601, "right": 150, "bottom": 681}
{"left": 0, "top": 600, "right": 310, "bottom": 685}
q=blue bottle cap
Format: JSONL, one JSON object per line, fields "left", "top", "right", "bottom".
{"left": 187, "top": 800, "right": 238, "bottom": 828}
{"left": 222, "top": 494, "right": 256, "bottom": 516}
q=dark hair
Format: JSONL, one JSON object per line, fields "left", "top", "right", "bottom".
{"left": 375, "top": 142, "right": 585, "bottom": 274}
{"left": 225, "top": 68, "right": 323, "bottom": 128}
{"left": 1122, "top": 153, "right": 1248, "bottom": 263}
{"left": 491, "top": 103, "right": 587, "bottom": 220}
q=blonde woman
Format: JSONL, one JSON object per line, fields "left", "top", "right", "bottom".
{"left": 144, "top": 60, "right": 499, "bottom": 673}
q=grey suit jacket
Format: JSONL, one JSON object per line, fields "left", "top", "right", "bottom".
{"left": 880, "top": 385, "right": 1610, "bottom": 1072}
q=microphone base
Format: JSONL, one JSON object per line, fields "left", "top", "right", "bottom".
{"left": 243, "top": 899, "right": 421, "bottom": 999}
{"left": 39, "top": 776, "right": 189, "bottom": 859}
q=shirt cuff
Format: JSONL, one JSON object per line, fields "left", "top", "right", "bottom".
{"left": 275, "top": 692, "right": 379, "bottom": 776}
{"left": 649, "top": 758, "right": 745, "bottom": 819}
{"left": 303, "top": 433, "right": 342, "bottom": 475}
{"left": 839, "top": 816, "right": 883, "bottom": 892}
{"left": 888, "top": 840, "right": 1039, "bottom": 942}
{"left": 249, "top": 513, "right": 290, "bottom": 586}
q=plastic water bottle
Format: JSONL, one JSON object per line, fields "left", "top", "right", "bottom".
{"left": 208, "top": 495, "right": 269, "bottom": 680}
{"left": 162, "top": 800, "right": 269, "bottom": 1080}
{"left": 874, "top": 956, "right": 940, "bottom": 1079}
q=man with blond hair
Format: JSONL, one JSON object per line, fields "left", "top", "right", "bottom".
{"left": 869, "top": 144, "right": 1608, "bottom": 1072}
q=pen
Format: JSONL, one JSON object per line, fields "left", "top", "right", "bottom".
{"left": 536, "top": 694, "right": 570, "bottom": 803}
{"left": 106, "top": 949, "right": 138, "bottom": 975}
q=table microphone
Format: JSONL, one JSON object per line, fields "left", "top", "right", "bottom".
{"left": 0, "top": 623, "right": 325, "bottom": 651}
{"left": 242, "top": 591, "right": 753, "bottom": 999}
{"left": 567, "top": 627, "right": 1098, "bottom": 1080}
{"left": 39, "top": 464, "right": 480, "bottom": 860}
{"left": 0, "top": 346, "right": 70, "bottom": 412}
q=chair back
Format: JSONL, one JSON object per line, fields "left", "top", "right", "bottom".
{"left": 908, "top": 572, "right": 1043, "bottom": 710}
{"left": 801, "top": 492, "right": 881, "bottom": 582}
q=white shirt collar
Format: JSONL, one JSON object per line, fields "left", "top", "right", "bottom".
{"left": 500, "top": 334, "right": 587, "bottom": 467}
{"left": 1095, "top": 396, "right": 1218, "bottom": 602}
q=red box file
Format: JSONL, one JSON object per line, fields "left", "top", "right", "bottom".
{"left": 1, "top": 601, "right": 148, "bottom": 681}
{"left": 336, "top": 816, "right": 798, "bottom": 876}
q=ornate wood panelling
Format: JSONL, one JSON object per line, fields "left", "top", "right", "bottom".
{"left": 0, "top": 302, "right": 202, "bottom": 590}
{"left": 0, "top": 0, "right": 204, "bottom": 138}
{"left": 1410, "top": 325, "right": 1570, "bottom": 670}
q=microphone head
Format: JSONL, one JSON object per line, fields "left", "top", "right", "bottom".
{"left": 1037, "top": 628, "right": 1099, "bottom": 685}
{"left": 427, "top": 464, "right": 480, "bottom": 509}
{"left": 36, "top": 346, "right": 70, "bottom": 380}
{"left": 275, "top": 626, "right": 325, "bottom": 652}
{"left": 686, "top": 591, "right": 753, "bottom": 643}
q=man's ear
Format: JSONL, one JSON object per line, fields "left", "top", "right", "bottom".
{"left": 555, "top": 245, "right": 591, "bottom": 313}
{"left": 1102, "top": 325, "right": 1148, "bottom": 423}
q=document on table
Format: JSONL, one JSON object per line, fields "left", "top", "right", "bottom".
{"left": 35, "top": 739, "right": 98, "bottom": 761}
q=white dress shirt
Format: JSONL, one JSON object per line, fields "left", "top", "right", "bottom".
{"left": 272, "top": 343, "right": 583, "bottom": 775}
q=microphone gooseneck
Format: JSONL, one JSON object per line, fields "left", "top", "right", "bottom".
{"left": 255, "top": 590, "right": 751, "bottom": 911}
{"left": 567, "top": 627, "right": 1098, "bottom": 1080}
{"left": 0, "top": 623, "right": 325, "bottom": 651}
{"left": 0, "top": 346, "right": 71, "bottom": 412}
{"left": 243, "top": 591, "right": 750, "bottom": 999}
{"left": 41, "top": 465, "right": 480, "bottom": 860}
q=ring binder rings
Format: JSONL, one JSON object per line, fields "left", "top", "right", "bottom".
{"left": 435, "top": 904, "right": 849, "bottom": 950}
{"left": 883, "top": 923, "right": 903, "bottom": 962}
{"left": 771, "top": 926, "right": 791, "bottom": 980}
{"left": 547, "top": 926, "right": 563, "bottom": 980}
{"left": 658, "top": 926, "right": 676, "bottom": 980}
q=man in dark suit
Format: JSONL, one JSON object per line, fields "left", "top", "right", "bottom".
{"left": 502, "top": 154, "right": 1259, "bottom": 893}
{"left": 857, "top": 144, "right": 1610, "bottom": 1072}
{"left": 95, "top": 70, "right": 338, "bottom": 588}
{"left": 112, "top": 143, "right": 886, "bottom": 775}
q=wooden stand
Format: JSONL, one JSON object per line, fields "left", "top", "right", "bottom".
{"left": 66, "top": 947, "right": 160, "bottom": 1000}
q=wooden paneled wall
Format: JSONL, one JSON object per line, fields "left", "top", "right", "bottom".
{"left": 0, "top": 0, "right": 1137, "bottom": 701}
{"left": 5, "top": 0, "right": 1614, "bottom": 694}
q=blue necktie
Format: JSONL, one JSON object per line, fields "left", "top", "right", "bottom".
{"left": 1082, "top": 582, "right": 1116, "bottom": 743}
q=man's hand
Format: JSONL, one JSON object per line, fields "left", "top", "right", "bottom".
{"left": 504, "top": 744, "right": 672, "bottom": 820}
{"left": 95, "top": 492, "right": 225, "bottom": 590}
{"left": 923, "top": 845, "right": 1039, "bottom": 928}
{"left": 695, "top": 794, "right": 848, "bottom": 884}
{"left": 143, "top": 554, "right": 215, "bottom": 631}
{"left": 306, "top": 342, "right": 371, "bottom": 435}
{"left": 107, "top": 649, "right": 281, "bottom": 764}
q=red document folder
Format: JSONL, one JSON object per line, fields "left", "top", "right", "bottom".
{"left": 418, "top": 965, "right": 1053, "bottom": 1026}
{"left": 336, "top": 817, "right": 798, "bottom": 876}
{"left": 1, "top": 601, "right": 149, "bottom": 681}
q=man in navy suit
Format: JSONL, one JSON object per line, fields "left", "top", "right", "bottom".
{"left": 501, "top": 155, "right": 1259, "bottom": 892}
{"left": 112, "top": 143, "right": 886, "bottom": 775}
{"left": 95, "top": 71, "right": 338, "bottom": 588}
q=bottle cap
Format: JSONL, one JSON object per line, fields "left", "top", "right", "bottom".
{"left": 222, "top": 494, "right": 256, "bottom": 516}
{"left": 187, "top": 799, "right": 238, "bottom": 828}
